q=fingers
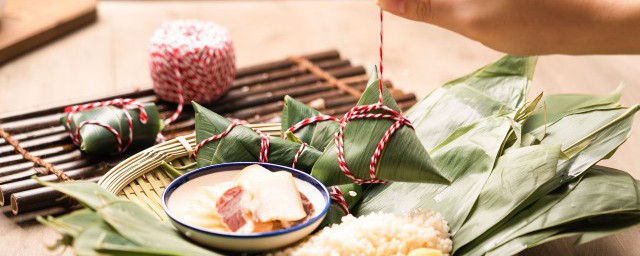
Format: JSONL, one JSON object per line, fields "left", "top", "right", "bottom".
{"left": 378, "top": 0, "right": 435, "bottom": 23}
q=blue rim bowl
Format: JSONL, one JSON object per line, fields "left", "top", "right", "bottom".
{"left": 162, "top": 162, "right": 330, "bottom": 239}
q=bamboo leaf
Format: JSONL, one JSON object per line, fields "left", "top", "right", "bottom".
{"left": 459, "top": 166, "right": 640, "bottom": 255}
{"left": 60, "top": 103, "right": 163, "bottom": 155}
{"left": 357, "top": 117, "right": 511, "bottom": 233}
{"left": 194, "top": 102, "right": 322, "bottom": 172}
{"left": 455, "top": 106, "right": 639, "bottom": 255}
{"left": 407, "top": 55, "right": 536, "bottom": 149}
{"left": 484, "top": 212, "right": 640, "bottom": 256}
{"left": 567, "top": 213, "right": 640, "bottom": 245}
{"left": 453, "top": 144, "right": 561, "bottom": 251}
{"left": 38, "top": 182, "right": 221, "bottom": 256}
{"left": 311, "top": 69, "right": 448, "bottom": 186}
{"left": 98, "top": 201, "right": 220, "bottom": 256}
{"left": 356, "top": 56, "right": 537, "bottom": 233}
{"left": 522, "top": 84, "right": 623, "bottom": 135}
{"left": 73, "top": 224, "right": 142, "bottom": 256}
{"left": 36, "top": 179, "right": 120, "bottom": 210}
{"left": 281, "top": 96, "right": 339, "bottom": 151}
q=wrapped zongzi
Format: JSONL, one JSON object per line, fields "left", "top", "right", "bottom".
{"left": 61, "top": 99, "right": 163, "bottom": 155}
{"left": 192, "top": 102, "right": 322, "bottom": 173}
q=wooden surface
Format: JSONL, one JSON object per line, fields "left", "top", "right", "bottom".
{"left": 0, "top": 0, "right": 97, "bottom": 64}
{"left": 0, "top": 1, "right": 639, "bottom": 255}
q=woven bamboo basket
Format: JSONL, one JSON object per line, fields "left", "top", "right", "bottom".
{"left": 97, "top": 123, "right": 281, "bottom": 220}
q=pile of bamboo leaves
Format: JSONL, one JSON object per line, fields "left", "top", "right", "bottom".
{"left": 278, "top": 55, "right": 640, "bottom": 254}
{"left": 355, "top": 56, "right": 640, "bottom": 255}
{"left": 38, "top": 55, "right": 640, "bottom": 255}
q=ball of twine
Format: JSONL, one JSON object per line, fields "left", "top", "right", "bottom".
{"left": 149, "top": 19, "right": 236, "bottom": 124}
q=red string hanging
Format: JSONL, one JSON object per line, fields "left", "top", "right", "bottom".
{"left": 286, "top": 5, "right": 414, "bottom": 185}
{"left": 194, "top": 4, "right": 412, "bottom": 186}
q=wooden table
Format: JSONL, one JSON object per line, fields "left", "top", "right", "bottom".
{"left": 1, "top": 1, "right": 639, "bottom": 255}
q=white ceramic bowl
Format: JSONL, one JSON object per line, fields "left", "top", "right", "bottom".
{"left": 162, "top": 162, "right": 330, "bottom": 252}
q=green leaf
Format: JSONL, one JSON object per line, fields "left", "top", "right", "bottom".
{"left": 321, "top": 183, "right": 363, "bottom": 226}
{"left": 194, "top": 102, "right": 322, "bottom": 172}
{"left": 60, "top": 103, "right": 163, "bottom": 155}
{"left": 453, "top": 144, "right": 561, "bottom": 251}
{"left": 73, "top": 224, "right": 142, "bottom": 256}
{"left": 485, "top": 212, "right": 640, "bottom": 256}
{"left": 544, "top": 106, "right": 639, "bottom": 177}
{"left": 38, "top": 181, "right": 220, "bottom": 256}
{"left": 455, "top": 105, "right": 639, "bottom": 255}
{"left": 459, "top": 166, "right": 640, "bottom": 255}
{"left": 98, "top": 201, "right": 219, "bottom": 256}
{"left": 35, "top": 179, "right": 120, "bottom": 210}
{"left": 311, "top": 68, "right": 448, "bottom": 186}
{"left": 357, "top": 117, "right": 511, "bottom": 233}
{"left": 406, "top": 55, "right": 536, "bottom": 149}
{"left": 522, "top": 84, "right": 623, "bottom": 135}
{"left": 281, "top": 96, "right": 339, "bottom": 151}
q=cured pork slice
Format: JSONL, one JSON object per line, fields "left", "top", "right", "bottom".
{"left": 216, "top": 165, "right": 314, "bottom": 233}
{"left": 216, "top": 186, "right": 248, "bottom": 232}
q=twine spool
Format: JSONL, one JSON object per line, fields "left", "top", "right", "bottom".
{"left": 149, "top": 20, "right": 236, "bottom": 124}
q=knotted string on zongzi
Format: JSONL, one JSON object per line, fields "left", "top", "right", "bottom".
{"left": 291, "top": 142, "right": 308, "bottom": 169}
{"left": 329, "top": 186, "right": 350, "bottom": 215}
{"left": 61, "top": 98, "right": 163, "bottom": 155}
{"left": 65, "top": 98, "right": 147, "bottom": 153}
{"left": 193, "top": 121, "right": 271, "bottom": 162}
{"left": 285, "top": 15, "right": 412, "bottom": 185}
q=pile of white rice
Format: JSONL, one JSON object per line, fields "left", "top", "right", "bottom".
{"left": 272, "top": 211, "right": 452, "bottom": 256}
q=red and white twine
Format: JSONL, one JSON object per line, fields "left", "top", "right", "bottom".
{"left": 286, "top": 7, "right": 412, "bottom": 185}
{"left": 193, "top": 122, "right": 270, "bottom": 163}
{"left": 329, "top": 186, "right": 350, "bottom": 215}
{"left": 282, "top": 115, "right": 339, "bottom": 138}
{"left": 149, "top": 20, "right": 236, "bottom": 125}
{"left": 64, "top": 98, "right": 149, "bottom": 153}
{"left": 291, "top": 143, "right": 308, "bottom": 169}
{"left": 193, "top": 9, "right": 402, "bottom": 221}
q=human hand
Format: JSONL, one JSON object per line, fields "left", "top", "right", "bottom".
{"left": 378, "top": 0, "right": 640, "bottom": 55}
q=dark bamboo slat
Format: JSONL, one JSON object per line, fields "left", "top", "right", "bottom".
{"left": 234, "top": 50, "right": 339, "bottom": 78}
{"left": 215, "top": 66, "right": 366, "bottom": 107}
{"left": 0, "top": 144, "right": 76, "bottom": 167}
{"left": 233, "top": 58, "right": 350, "bottom": 89}
{"left": 0, "top": 150, "right": 83, "bottom": 177}
{"left": 5, "top": 205, "right": 82, "bottom": 223}
{"left": 0, "top": 165, "right": 101, "bottom": 206}
{"left": 10, "top": 176, "right": 102, "bottom": 214}
{"left": 0, "top": 159, "right": 94, "bottom": 185}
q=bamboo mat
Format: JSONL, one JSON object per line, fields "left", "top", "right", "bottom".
{"left": 0, "top": 49, "right": 417, "bottom": 220}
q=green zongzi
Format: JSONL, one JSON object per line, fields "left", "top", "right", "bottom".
{"left": 61, "top": 99, "right": 163, "bottom": 155}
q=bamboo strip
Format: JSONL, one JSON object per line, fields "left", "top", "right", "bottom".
{"left": 214, "top": 66, "right": 366, "bottom": 107}
{"left": 0, "top": 144, "right": 76, "bottom": 167}
{"left": 233, "top": 50, "right": 339, "bottom": 78}
{"left": 233, "top": 58, "right": 349, "bottom": 89}
{"left": 0, "top": 159, "right": 94, "bottom": 184}
{"left": 10, "top": 176, "right": 102, "bottom": 214}
{"left": 0, "top": 165, "right": 100, "bottom": 206}
{"left": 0, "top": 150, "right": 83, "bottom": 177}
